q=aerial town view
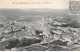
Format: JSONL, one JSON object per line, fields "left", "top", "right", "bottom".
{"left": 0, "top": 9, "right": 80, "bottom": 51}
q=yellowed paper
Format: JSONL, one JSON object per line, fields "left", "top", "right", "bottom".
{"left": 0, "top": 0, "right": 69, "bottom": 9}
{"left": 0, "top": 0, "right": 80, "bottom": 51}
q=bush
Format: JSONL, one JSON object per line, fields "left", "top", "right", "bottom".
{"left": 68, "top": 21, "right": 80, "bottom": 28}
{"left": 5, "top": 39, "right": 20, "bottom": 49}
{"left": 0, "top": 24, "right": 4, "bottom": 28}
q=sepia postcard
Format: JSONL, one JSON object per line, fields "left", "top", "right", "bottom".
{"left": 0, "top": 0, "right": 80, "bottom": 51}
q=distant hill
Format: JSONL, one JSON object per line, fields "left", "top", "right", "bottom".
{"left": 0, "top": 9, "right": 80, "bottom": 23}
